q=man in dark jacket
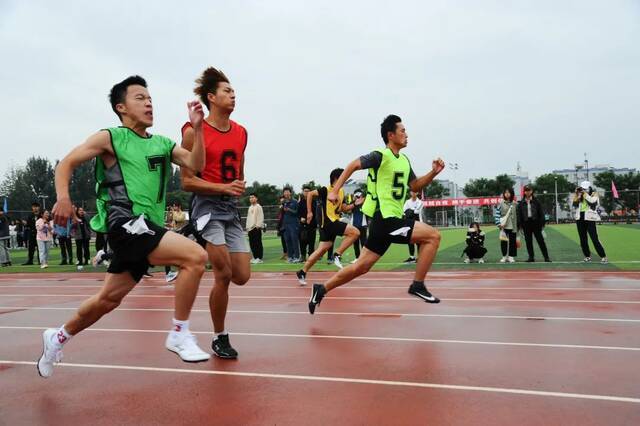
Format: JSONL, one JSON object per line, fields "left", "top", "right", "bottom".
{"left": 517, "top": 185, "right": 551, "bottom": 262}
{"left": 297, "top": 186, "right": 318, "bottom": 261}
{"left": 22, "top": 202, "right": 41, "bottom": 265}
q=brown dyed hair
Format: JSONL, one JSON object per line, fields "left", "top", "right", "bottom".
{"left": 194, "top": 67, "right": 230, "bottom": 110}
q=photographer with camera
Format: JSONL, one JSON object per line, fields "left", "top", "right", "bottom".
{"left": 573, "top": 181, "right": 607, "bottom": 263}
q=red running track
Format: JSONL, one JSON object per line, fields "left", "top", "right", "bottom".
{"left": 1, "top": 271, "right": 640, "bottom": 425}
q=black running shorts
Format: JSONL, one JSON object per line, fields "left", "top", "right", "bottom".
{"left": 365, "top": 211, "right": 416, "bottom": 256}
{"left": 107, "top": 218, "right": 167, "bottom": 282}
{"left": 318, "top": 220, "right": 348, "bottom": 242}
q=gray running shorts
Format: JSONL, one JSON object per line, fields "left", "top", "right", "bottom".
{"left": 200, "top": 217, "right": 249, "bottom": 253}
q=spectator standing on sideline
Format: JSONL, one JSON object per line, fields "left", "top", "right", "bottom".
{"left": 573, "top": 181, "right": 608, "bottom": 263}
{"left": 16, "top": 220, "right": 24, "bottom": 248}
{"left": 282, "top": 187, "right": 300, "bottom": 262}
{"left": 402, "top": 191, "right": 423, "bottom": 263}
{"left": 495, "top": 188, "right": 518, "bottom": 263}
{"left": 0, "top": 211, "right": 10, "bottom": 266}
{"left": 517, "top": 184, "right": 551, "bottom": 263}
{"left": 276, "top": 196, "right": 287, "bottom": 260}
{"left": 9, "top": 220, "right": 18, "bottom": 249}
{"left": 298, "top": 186, "right": 317, "bottom": 261}
{"left": 23, "top": 202, "right": 41, "bottom": 265}
{"left": 72, "top": 207, "right": 91, "bottom": 265}
{"left": 36, "top": 210, "right": 54, "bottom": 268}
{"left": 246, "top": 193, "right": 264, "bottom": 263}
{"left": 462, "top": 222, "right": 487, "bottom": 263}
{"left": 54, "top": 217, "right": 73, "bottom": 265}
{"left": 350, "top": 189, "right": 368, "bottom": 262}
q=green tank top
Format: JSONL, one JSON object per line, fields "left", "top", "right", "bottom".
{"left": 90, "top": 127, "right": 176, "bottom": 233}
{"left": 361, "top": 148, "right": 411, "bottom": 219}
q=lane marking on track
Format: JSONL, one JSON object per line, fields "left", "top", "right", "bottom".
{"left": 2, "top": 306, "right": 640, "bottom": 323}
{"left": 2, "top": 360, "right": 639, "bottom": 404}
{"left": 3, "top": 325, "right": 639, "bottom": 352}
{"left": 1, "top": 294, "right": 639, "bottom": 304}
{"left": 1, "top": 285, "right": 640, "bottom": 292}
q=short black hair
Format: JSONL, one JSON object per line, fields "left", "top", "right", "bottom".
{"left": 380, "top": 114, "right": 402, "bottom": 144}
{"left": 283, "top": 187, "right": 292, "bottom": 193}
{"left": 249, "top": 192, "right": 257, "bottom": 197}
{"left": 329, "top": 168, "right": 344, "bottom": 185}
{"left": 109, "top": 75, "right": 147, "bottom": 120}
{"left": 31, "top": 202, "right": 40, "bottom": 207}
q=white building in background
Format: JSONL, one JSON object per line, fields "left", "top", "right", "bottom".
{"left": 552, "top": 165, "right": 637, "bottom": 186}
{"left": 436, "top": 179, "right": 460, "bottom": 199}
{"left": 509, "top": 163, "right": 531, "bottom": 193}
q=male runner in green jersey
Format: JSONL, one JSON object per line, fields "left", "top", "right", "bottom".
{"left": 37, "top": 76, "right": 211, "bottom": 378}
{"left": 309, "top": 115, "right": 445, "bottom": 313}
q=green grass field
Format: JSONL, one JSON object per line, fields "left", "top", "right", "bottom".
{"left": 2, "top": 223, "right": 639, "bottom": 274}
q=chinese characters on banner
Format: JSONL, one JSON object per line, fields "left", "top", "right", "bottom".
{"left": 422, "top": 197, "right": 504, "bottom": 208}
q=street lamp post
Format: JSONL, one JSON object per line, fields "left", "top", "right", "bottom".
{"left": 448, "top": 163, "right": 459, "bottom": 227}
{"left": 554, "top": 177, "right": 559, "bottom": 224}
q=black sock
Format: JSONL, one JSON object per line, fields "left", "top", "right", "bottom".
{"left": 412, "top": 280, "right": 424, "bottom": 287}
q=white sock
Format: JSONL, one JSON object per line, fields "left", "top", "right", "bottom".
{"left": 171, "top": 318, "right": 189, "bottom": 334}
{"left": 215, "top": 330, "right": 228, "bottom": 338}
{"left": 53, "top": 325, "right": 72, "bottom": 346}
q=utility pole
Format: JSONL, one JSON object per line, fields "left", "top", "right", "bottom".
{"left": 448, "top": 163, "right": 459, "bottom": 227}
{"left": 554, "top": 176, "right": 559, "bottom": 224}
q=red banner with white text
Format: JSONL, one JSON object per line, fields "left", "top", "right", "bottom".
{"left": 423, "top": 197, "right": 504, "bottom": 208}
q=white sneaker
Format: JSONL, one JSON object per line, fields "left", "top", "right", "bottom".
{"left": 92, "top": 249, "right": 106, "bottom": 267}
{"left": 584, "top": 257, "right": 592, "bottom": 263}
{"left": 478, "top": 258, "right": 485, "bottom": 264}
{"left": 250, "top": 258, "right": 258, "bottom": 264}
{"left": 165, "top": 332, "right": 210, "bottom": 362}
{"left": 37, "top": 329, "right": 63, "bottom": 378}
{"left": 508, "top": 257, "right": 516, "bottom": 263}
{"left": 255, "top": 259, "right": 263, "bottom": 264}
{"left": 601, "top": 257, "right": 609, "bottom": 264}
{"left": 165, "top": 271, "right": 179, "bottom": 283}
{"left": 500, "top": 256, "right": 507, "bottom": 263}
{"left": 40, "top": 264, "right": 47, "bottom": 269}
{"left": 333, "top": 255, "right": 343, "bottom": 269}
{"left": 463, "top": 258, "right": 470, "bottom": 264}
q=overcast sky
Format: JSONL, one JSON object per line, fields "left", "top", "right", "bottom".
{"left": 1, "top": 0, "right": 638, "bottom": 190}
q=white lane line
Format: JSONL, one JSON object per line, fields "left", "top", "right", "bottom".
{"left": 3, "top": 325, "right": 638, "bottom": 352}
{"left": 2, "top": 360, "right": 639, "bottom": 404}
{"left": 1, "top": 294, "right": 639, "bottom": 304}
{"left": 2, "top": 306, "right": 640, "bottom": 323}
{"left": 2, "top": 285, "right": 640, "bottom": 291}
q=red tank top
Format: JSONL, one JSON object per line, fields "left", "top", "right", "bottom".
{"left": 181, "top": 120, "right": 247, "bottom": 183}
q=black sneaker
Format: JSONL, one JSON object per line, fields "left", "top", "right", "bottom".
{"left": 296, "top": 269, "right": 307, "bottom": 285}
{"left": 309, "top": 284, "right": 326, "bottom": 314}
{"left": 212, "top": 334, "right": 238, "bottom": 359}
{"left": 526, "top": 258, "right": 535, "bottom": 263}
{"left": 403, "top": 257, "right": 416, "bottom": 263}
{"left": 408, "top": 282, "right": 440, "bottom": 303}
{"left": 544, "top": 258, "right": 552, "bottom": 263}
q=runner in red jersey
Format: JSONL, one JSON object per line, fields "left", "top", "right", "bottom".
{"left": 181, "top": 67, "right": 250, "bottom": 359}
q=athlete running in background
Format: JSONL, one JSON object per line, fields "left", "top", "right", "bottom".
{"left": 180, "top": 67, "right": 250, "bottom": 359}
{"left": 296, "top": 168, "right": 361, "bottom": 285}
{"left": 38, "top": 76, "right": 211, "bottom": 378}
{"left": 309, "top": 114, "right": 445, "bottom": 313}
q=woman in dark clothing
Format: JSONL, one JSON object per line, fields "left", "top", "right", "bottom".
{"left": 573, "top": 181, "right": 607, "bottom": 263}
{"left": 463, "top": 222, "right": 487, "bottom": 263}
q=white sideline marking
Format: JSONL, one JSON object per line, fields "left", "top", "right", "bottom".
{"left": 1, "top": 285, "right": 640, "bottom": 292}
{"left": 3, "top": 325, "right": 639, "bottom": 352}
{"left": 2, "top": 306, "right": 640, "bottom": 323}
{"left": 1, "top": 294, "right": 639, "bottom": 304}
{"left": 1, "top": 360, "right": 639, "bottom": 404}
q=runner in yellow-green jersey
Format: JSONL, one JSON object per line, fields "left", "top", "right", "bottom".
{"left": 309, "top": 115, "right": 445, "bottom": 313}
{"left": 37, "top": 76, "right": 211, "bottom": 379}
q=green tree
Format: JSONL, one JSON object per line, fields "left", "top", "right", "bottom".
{"left": 240, "top": 181, "right": 281, "bottom": 207}
{"left": 423, "top": 180, "right": 449, "bottom": 199}
{"left": 68, "top": 160, "right": 97, "bottom": 210}
{"left": 494, "top": 174, "right": 516, "bottom": 194}
{"left": 463, "top": 178, "right": 494, "bottom": 197}
{"left": 532, "top": 173, "right": 575, "bottom": 218}
{"left": 594, "top": 171, "right": 640, "bottom": 212}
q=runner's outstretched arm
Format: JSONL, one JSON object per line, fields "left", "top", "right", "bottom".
{"left": 53, "top": 131, "right": 112, "bottom": 225}
{"left": 409, "top": 158, "right": 445, "bottom": 193}
{"left": 328, "top": 158, "right": 362, "bottom": 202}
{"left": 171, "top": 101, "right": 206, "bottom": 173}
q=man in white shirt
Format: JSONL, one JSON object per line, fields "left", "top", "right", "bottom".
{"left": 246, "top": 193, "right": 264, "bottom": 263}
{"left": 402, "top": 191, "right": 423, "bottom": 263}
